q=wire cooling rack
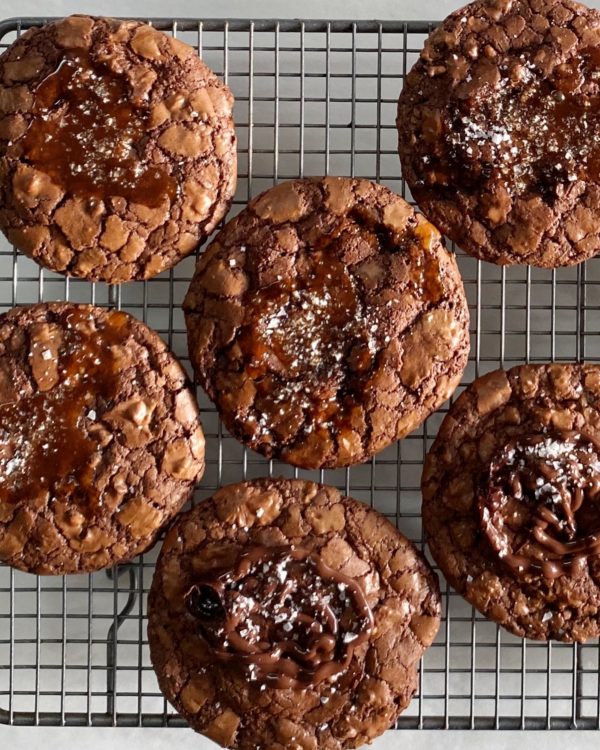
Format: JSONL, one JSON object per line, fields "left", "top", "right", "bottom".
{"left": 0, "top": 15, "right": 600, "bottom": 734}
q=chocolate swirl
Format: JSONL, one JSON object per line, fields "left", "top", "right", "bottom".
{"left": 478, "top": 431, "right": 600, "bottom": 579}
{"left": 184, "top": 545, "right": 374, "bottom": 689}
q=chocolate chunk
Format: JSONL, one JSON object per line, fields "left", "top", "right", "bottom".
{"left": 148, "top": 478, "right": 440, "bottom": 749}
{"left": 186, "top": 584, "right": 227, "bottom": 621}
{"left": 184, "top": 176, "right": 470, "bottom": 469}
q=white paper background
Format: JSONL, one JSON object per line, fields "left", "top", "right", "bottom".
{"left": 1, "top": 0, "right": 474, "bottom": 22}
{"left": 3, "top": 726, "right": 600, "bottom": 749}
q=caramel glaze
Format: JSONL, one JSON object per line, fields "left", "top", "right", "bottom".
{"left": 18, "top": 52, "right": 175, "bottom": 207}
{"left": 0, "top": 308, "right": 131, "bottom": 517}
{"left": 184, "top": 545, "right": 374, "bottom": 689}
{"left": 240, "top": 246, "right": 359, "bottom": 381}
{"left": 477, "top": 431, "right": 600, "bottom": 579}
{"left": 234, "top": 214, "right": 443, "bottom": 439}
{"left": 431, "top": 47, "right": 600, "bottom": 200}
{"left": 410, "top": 221, "right": 444, "bottom": 302}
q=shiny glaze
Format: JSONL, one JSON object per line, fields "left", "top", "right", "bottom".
{"left": 20, "top": 52, "right": 175, "bottom": 207}
{"left": 0, "top": 308, "right": 131, "bottom": 516}
{"left": 233, "top": 216, "right": 443, "bottom": 438}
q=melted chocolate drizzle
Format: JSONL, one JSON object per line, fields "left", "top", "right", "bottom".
{"left": 184, "top": 545, "right": 374, "bottom": 689}
{"left": 478, "top": 431, "right": 600, "bottom": 579}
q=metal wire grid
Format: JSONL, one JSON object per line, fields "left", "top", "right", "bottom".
{"left": 0, "top": 15, "right": 599, "bottom": 732}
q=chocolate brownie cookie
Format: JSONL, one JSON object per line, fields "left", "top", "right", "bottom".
{"left": 148, "top": 478, "right": 440, "bottom": 749}
{"left": 423, "top": 363, "right": 600, "bottom": 641}
{"left": 184, "top": 177, "right": 470, "bottom": 469}
{"left": 0, "top": 302, "right": 205, "bottom": 575}
{"left": 398, "top": 0, "right": 600, "bottom": 268}
{"left": 0, "top": 16, "right": 236, "bottom": 282}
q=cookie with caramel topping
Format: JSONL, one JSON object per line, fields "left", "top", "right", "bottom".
{"left": 423, "top": 363, "right": 600, "bottom": 641}
{"left": 398, "top": 0, "right": 600, "bottom": 268}
{"left": 183, "top": 176, "right": 470, "bottom": 469}
{"left": 148, "top": 478, "right": 440, "bottom": 749}
{"left": 0, "top": 302, "right": 205, "bottom": 574}
{"left": 0, "top": 16, "right": 236, "bottom": 282}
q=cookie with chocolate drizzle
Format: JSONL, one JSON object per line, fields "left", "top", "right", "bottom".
{"left": 184, "top": 176, "right": 470, "bottom": 469}
{"left": 0, "top": 302, "right": 205, "bottom": 574}
{"left": 423, "top": 363, "right": 600, "bottom": 641}
{"left": 0, "top": 16, "right": 236, "bottom": 282}
{"left": 398, "top": 0, "right": 600, "bottom": 267}
{"left": 148, "top": 478, "right": 441, "bottom": 749}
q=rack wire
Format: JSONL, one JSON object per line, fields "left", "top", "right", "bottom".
{"left": 0, "top": 15, "right": 599, "bottom": 732}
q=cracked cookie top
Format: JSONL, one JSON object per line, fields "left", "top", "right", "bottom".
{"left": 398, "top": 0, "right": 600, "bottom": 268}
{"left": 183, "top": 176, "right": 470, "bottom": 469}
{"left": 423, "top": 363, "right": 600, "bottom": 642}
{"left": 0, "top": 16, "right": 237, "bottom": 282}
{"left": 148, "top": 478, "right": 440, "bottom": 750}
{"left": 0, "top": 302, "right": 205, "bottom": 574}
